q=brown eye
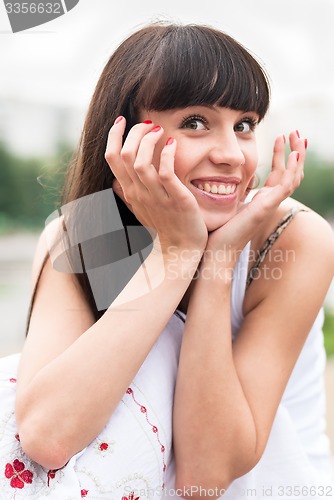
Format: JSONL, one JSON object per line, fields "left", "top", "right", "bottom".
{"left": 234, "top": 119, "right": 257, "bottom": 133}
{"left": 181, "top": 115, "right": 208, "bottom": 130}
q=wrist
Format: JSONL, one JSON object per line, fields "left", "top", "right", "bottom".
{"left": 198, "top": 261, "right": 234, "bottom": 286}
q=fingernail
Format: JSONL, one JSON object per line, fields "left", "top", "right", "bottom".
{"left": 283, "top": 134, "right": 286, "bottom": 144}
{"left": 143, "top": 119, "right": 153, "bottom": 124}
{"left": 296, "top": 152, "right": 300, "bottom": 161}
{"left": 151, "top": 125, "right": 162, "bottom": 132}
{"left": 166, "top": 137, "right": 174, "bottom": 146}
{"left": 296, "top": 130, "right": 300, "bottom": 138}
{"left": 114, "top": 116, "right": 124, "bottom": 125}
{"left": 304, "top": 138, "right": 308, "bottom": 149}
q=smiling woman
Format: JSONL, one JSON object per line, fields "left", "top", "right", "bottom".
{"left": 129, "top": 106, "right": 259, "bottom": 231}
{"left": 0, "top": 22, "right": 333, "bottom": 499}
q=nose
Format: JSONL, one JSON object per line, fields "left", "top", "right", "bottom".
{"left": 208, "top": 131, "right": 245, "bottom": 168}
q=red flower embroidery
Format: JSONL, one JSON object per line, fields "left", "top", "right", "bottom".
{"left": 5, "top": 459, "right": 33, "bottom": 489}
{"left": 122, "top": 492, "right": 139, "bottom": 500}
{"left": 47, "top": 469, "right": 58, "bottom": 487}
{"left": 9, "top": 378, "right": 16, "bottom": 383}
{"left": 126, "top": 386, "right": 167, "bottom": 484}
{"left": 81, "top": 489, "right": 89, "bottom": 497}
{"left": 95, "top": 438, "right": 114, "bottom": 455}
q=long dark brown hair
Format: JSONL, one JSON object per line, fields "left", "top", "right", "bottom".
{"left": 27, "top": 22, "right": 271, "bottom": 331}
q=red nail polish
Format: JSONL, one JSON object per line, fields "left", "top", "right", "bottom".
{"left": 296, "top": 152, "right": 300, "bottom": 161}
{"left": 296, "top": 130, "right": 300, "bottom": 138}
{"left": 166, "top": 137, "right": 174, "bottom": 146}
{"left": 304, "top": 138, "right": 308, "bottom": 149}
{"left": 114, "top": 116, "right": 123, "bottom": 125}
{"left": 143, "top": 120, "right": 152, "bottom": 124}
{"left": 152, "top": 125, "right": 162, "bottom": 132}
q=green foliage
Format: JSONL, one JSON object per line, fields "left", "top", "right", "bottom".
{"left": 293, "top": 152, "right": 334, "bottom": 218}
{"left": 324, "top": 310, "right": 334, "bottom": 357}
{"left": 0, "top": 141, "right": 72, "bottom": 233}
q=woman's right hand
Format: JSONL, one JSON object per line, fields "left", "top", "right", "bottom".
{"left": 105, "top": 117, "right": 208, "bottom": 258}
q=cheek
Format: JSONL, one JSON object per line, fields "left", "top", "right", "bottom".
{"left": 244, "top": 145, "right": 258, "bottom": 174}
{"left": 173, "top": 142, "right": 196, "bottom": 182}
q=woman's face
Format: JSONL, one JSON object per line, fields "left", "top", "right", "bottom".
{"left": 138, "top": 105, "right": 259, "bottom": 232}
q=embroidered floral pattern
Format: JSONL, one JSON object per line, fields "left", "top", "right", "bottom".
{"left": 94, "top": 438, "right": 115, "bottom": 456}
{"left": 5, "top": 459, "right": 33, "bottom": 489}
{"left": 126, "top": 387, "right": 167, "bottom": 485}
{"left": 9, "top": 378, "right": 16, "bottom": 383}
{"left": 122, "top": 491, "right": 140, "bottom": 500}
{"left": 47, "top": 469, "right": 58, "bottom": 487}
{"left": 81, "top": 489, "right": 89, "bottom": 497}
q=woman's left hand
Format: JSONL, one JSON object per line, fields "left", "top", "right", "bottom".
{"left": 205, "top": 130, "right": 306, "bottom": 265}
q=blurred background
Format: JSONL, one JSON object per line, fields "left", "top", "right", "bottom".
{"left": 0, "top": 0, "right": 333, "bottom": 451}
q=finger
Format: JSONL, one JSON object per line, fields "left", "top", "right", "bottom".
{"left": 288, "top": 130, "right": 307, "bottom": 166}
{"left": 105, "top": 116, "right": 132, "bottom": 188}
{"left": 281, "top": 150, "right": 301, "bottom": 193}
{"left": 131, "top": 125, "right": 168, "bottom": 194}
{"left": 121, "top": 122, "right": 161, "bottom": 183}
{"left": 158, "top": 138, "right": 198, "bottom": 205}
{"left": 271, "top": 134, "right": 286, "bottom": 173}
{"left": 288, "top": 129, "right": 302, "bottom": 152}
{"left": 255, "top": 150, "right": 300, "bottom": 209}
{"left": 112, "top": 178, "right": 134, "bottom": 212}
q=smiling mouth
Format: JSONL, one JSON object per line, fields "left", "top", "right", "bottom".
{"left": 191, "top": 180, "right": 239, "bottom": 195}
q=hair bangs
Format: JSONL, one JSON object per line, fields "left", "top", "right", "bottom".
{"left": 135, "top": 25, "right": 270, "bottom": 120}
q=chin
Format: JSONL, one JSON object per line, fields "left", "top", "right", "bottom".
{"left": 206, "top": 220, "right": 229, "bottom": 232}
{"left": 204, "top": 212, "right": 236, "bottom": 233}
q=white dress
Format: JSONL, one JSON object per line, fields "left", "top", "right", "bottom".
{"left": 0, "top": 243, "right": 333, "bottom": 499}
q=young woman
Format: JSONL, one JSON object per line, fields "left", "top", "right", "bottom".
{"left": 0, "top": 23, "right": 333, "bottom": 499}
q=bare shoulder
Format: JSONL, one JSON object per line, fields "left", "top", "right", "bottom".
{"left": 244, "top": 197, "right": 334, "bottom": 313}
{"left": 278, "top": 198, "right": 334, "bottom": 257}
{"left": 253, "top": 194, "right": 334, "bottom": 258}
{"left": 31, "top": 216, "right": 64, "bottom": 289}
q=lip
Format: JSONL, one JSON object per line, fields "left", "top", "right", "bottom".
{"left": 191, "top": 176, "right": 241, "bottom": 185}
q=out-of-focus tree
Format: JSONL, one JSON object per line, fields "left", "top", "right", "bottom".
{"left": 293, "top": 152, "right": 334, "bottom": 219}
{"left": 0, "top": 141, "right": 71, "bottom": 232}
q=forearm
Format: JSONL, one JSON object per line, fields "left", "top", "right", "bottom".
{"left": 173, "top": 266, "right": 256, "bottom": 492}
{"left": 16, "top": 250, "right": 200, "bottom": 469}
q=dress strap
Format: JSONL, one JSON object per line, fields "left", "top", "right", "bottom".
{"left": 246, "top": 207, "right": 309, "bottom": 289}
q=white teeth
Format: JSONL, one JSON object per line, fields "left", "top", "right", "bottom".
{"left": 196, "top": 183, "right": 236, "bottom": 195}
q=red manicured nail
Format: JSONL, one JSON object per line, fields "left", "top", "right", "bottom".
{"left": 151, "top": 125, "right": 162, "bottom": 132}
{"left": 296, "top": 130, "right": 300, "bottom": 138}
{"left": 296, "top": 152, "right": 300, "bottom": 161}
{"left": 166, "top": 137, "right": 174, "bottom": 146}
{"left": 143, "top": 120, "right": 152, "bottom": 124}
{"left": 304, "top": 138, "right": 308, "bottom": 149}
{"left": 114, "top": 116, "right": 124, "bottom": 125}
